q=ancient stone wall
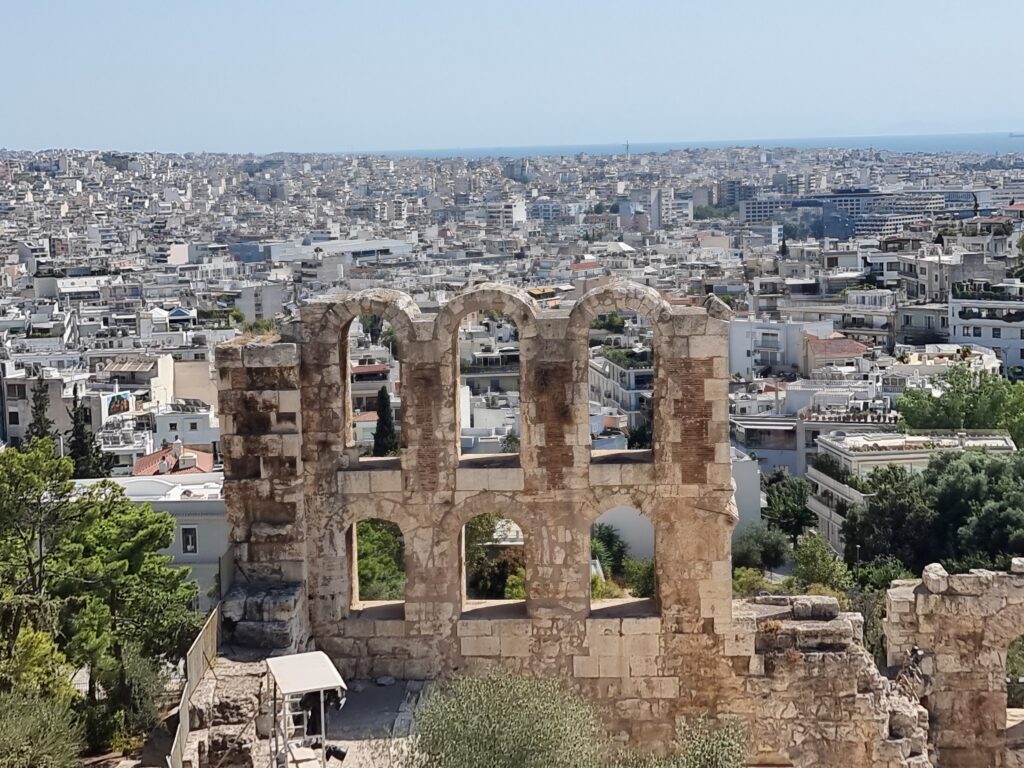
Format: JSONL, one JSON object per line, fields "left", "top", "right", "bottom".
{"left": 885, "top": 561, "right": 1024, "bottom": 768}
{"left": 218, "top": 282, "right": 931, "bottom": 767}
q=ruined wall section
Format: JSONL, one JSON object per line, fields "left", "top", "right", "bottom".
{"left": 885, "top": 561, "right": 1024, "bottom": 768}
{"left": 217, "top": 340, "right": 308, "bottom": 651}
{"left": 215, "top": 283, "right": 934, "bottom": 767}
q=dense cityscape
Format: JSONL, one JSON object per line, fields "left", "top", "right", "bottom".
{"left": 2, "top": 139, "right": 1023, "bottom": 766}
{"left": 3, "top": 0, "right": 1024, "bottom": 763}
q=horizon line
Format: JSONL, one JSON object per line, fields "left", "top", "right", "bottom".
{"left": 2, "top": 129, "right": 1021, "bottom": 158}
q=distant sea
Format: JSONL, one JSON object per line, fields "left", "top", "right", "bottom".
{"left": 373, "top": 132, "right": 1024, "bottom": 159}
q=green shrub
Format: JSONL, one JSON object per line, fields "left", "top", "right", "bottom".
{"left": 503, "top": 568, "right": 526, "bottom": 599}
{"left": 732, "top": 567, "right": 778, "bottom": 598}
{"left": 591, "top": 574, "right": 624, "bottom": 600}
{"left": 732, "top": 524, "right": 790, "bottom": 571}
{"left": 592, "top": 523, "right": 629, "bottom": 577}
{"left": 0, "top": 691, "right": 84, "bottom": 768}
{"left": 624, "top": 558, "right": 656, "bottom": 598}
{"left": 356, "top": 519, "right": 406, "bottom": 600}
{"left": 413, "top": 671, "right": 603, "bottom": 768}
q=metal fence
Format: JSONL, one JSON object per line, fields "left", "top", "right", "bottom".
{"left": 167, "top": 605, "right": 220, "bottom": 768}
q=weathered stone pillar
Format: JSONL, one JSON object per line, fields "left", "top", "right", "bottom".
{"left": 217, "top": 340, "right": 309, "bottom": 651}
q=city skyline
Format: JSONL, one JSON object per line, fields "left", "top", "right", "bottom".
{"left": 3, "top": 0, "right": 1020, "bottom": 154}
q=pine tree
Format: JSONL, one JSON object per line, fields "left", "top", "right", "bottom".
{"left": 65, "top": 386, "right": 113, "bottom": 479}
{"left": 372, "top": 386, "right": 399, "bottom": 457}
{"left": 26, "top": 375, "right": 55, "bottom": 443}
{"left": 778, "top": 234, "right": 789, "bottom": 257}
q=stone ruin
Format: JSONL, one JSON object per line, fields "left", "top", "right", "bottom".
{"left": 212, "top": 280, "right": 1006, "bottom": 766}
{"left": 886, "top": 562, "right": 1024, "bottom": 768}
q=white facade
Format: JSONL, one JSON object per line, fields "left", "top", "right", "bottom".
{"left": 728, "top": 317, "right": 834, "bottom": 380}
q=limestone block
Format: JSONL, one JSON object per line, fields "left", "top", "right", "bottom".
{"left": 499, "top": 636, "right": 532, "bottom": 657}
{"left": 1012, "top": 557, "right": 1024, "bottom": 574}
{"left": 588, "top": 464, "right": 621, "bottom": 486}
{"left": 338, "top": 471, "right": 371, "bottom": 495}
{"left": 369, "top": 471, "right": 403, "bottom": 494}
{"left": 374, "top": 620, "right": 406, "bottom": 637}
{"left": 456, "top": 620, "right": 492, "bottom": 637}
{"left": 242, "top": 343, "right": 299, "bottom": 368}
{"left": 792, "top": 596, "right": 841, "bottom": 621}
{"left": 598, "top": 655, "right": 625, "bottom": 678}
{"left": 628, "top": 656, "right": 658, "bottom": 676}
{"left": 621, "top": 617, "right": 661, "bottom": 635}
{"left": 589, "top": 632, "right": 622, "bottom": 656}
{"left": 572, "top": 655, "right": 600, "bottom": 678}
{"left": 922, "top": 563, "right": 949, "bottom": 594}
{"left": 623, "top": 634, "right": 660, "bottom": 657}
{"left": 454, "top": 468, "right": 489, "bottom": 492}
{"left": 491, "top": 619, "right": 532, "bottom": 637}
{"left": 482, "top": 468, "right": 522, "bottom": 491}
{"left": 789, "top": 618, "right": 854, "bottom": 651}
{"left": 460, "top": 636, "right": 500, "bottom": 656}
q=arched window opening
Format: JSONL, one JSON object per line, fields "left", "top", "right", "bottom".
{"left": 349, "top": 314, "right": 401, "bottom": 461}
{"left": 349, "top": 518, "right": 405, "bottom": 619}
{"left": 587, "top": 311, "right": 655, "bottom": 462}
{"left": 461, "top": 513, "right": 527, "bottom": 618}
{"left": 588, "top": 507, "right": 657, "bottom": 617}
{"left": 1008, "top": 635, "right": 1024, "bottom": 763}
{"left": 457, "top": 312, "right": 520, "bottom": 457}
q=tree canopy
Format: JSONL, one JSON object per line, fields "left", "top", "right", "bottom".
{"left": 64, "top": 387, "right": 113, "bottom": 479}
{"left": 0, "top": 438, "right": 201, "bottom": 754}
{"left": 761, "top": 469, "right": 814, "bottom": 543}
{"left": 843, "top": 451, "right": 1024, "bottom": 573}
{"left": 895, "top": 366, "right": 1024, "bottom": 447}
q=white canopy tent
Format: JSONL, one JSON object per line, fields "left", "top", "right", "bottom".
{"left": 266, "top": 651, "right": 347, "bottom": 767}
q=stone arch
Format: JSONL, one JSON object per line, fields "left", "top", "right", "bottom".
{"left": 586, "top": 493, "right": 658, "bottom": 616}
{"left": 344, "top": 505, "right": 413, "bottom": 617}
{"left": 302, "top": 289, "right": 420, "bottom": 455}
{"left": 433, "top": 284, "right": 541, "bottom": 462}
{"left": 566, "top": 280, "right": 673, "bottom": 339}
{"left": 568, "top": 282, "right": 673, "bottom": 460}
{"left": 433, "top": 283, "right": 541, "bottom": 342}
{"left": 448, "top": 491, "right": 535, "bottom": 615}
{"left": 317, "top": 287, "right": 421, "bottom": 341}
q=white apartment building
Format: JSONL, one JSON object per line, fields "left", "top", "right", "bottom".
{"left": 949, "top": 279, "right": 1024, "bottom": 380}
{"left": 729, "top": 317, "right": 834, "bottom": 380}
{"left": 486, "top": 198, "right": 527, "bottom": 230}
{"left": 588, "top": 347, "right": 653, "bottom": 431}
{"left": 807, "top": 429, "right": 1017, "bottom": 553}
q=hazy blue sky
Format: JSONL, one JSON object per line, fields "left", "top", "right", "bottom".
{"left": 2, "top": 0, "right": 1019, "bottom": 153}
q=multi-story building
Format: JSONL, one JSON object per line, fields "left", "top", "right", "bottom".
{"left": 807, "top": 429, "right": 1017, "bottom": 553}
{"left": 949, "top": 278, "right": 1024, "bottom": 379}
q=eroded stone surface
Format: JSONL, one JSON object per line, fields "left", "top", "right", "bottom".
{"left": 216, "top": 282, "right": 931, "bottom": 767}
{"left": 886, "top": 566, "right": 1024, "bottom": 768}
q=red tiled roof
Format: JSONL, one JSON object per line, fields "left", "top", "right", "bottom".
{"left": 806, "top": 336, "right": 869, "bottom": 359}
{"left": 353, "top": 412, "right": 378, "bottom": 423}
{"left": 131, "top": 446, "right": 215, "bottom": 476}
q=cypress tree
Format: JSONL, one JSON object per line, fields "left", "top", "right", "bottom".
{"left": 26, "top": 374, "right": 56, "bottom": 443}
{"left": 372, "top": 386, "right": 399, "bottom": 457}
{"left": 65, "top": 385, "right": 113, "bottom": 479}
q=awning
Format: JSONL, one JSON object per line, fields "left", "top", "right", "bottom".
{"left": 266, "top": 651, "right": 346, "bottom": 696}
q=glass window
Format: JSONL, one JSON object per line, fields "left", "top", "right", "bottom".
{"left": 8, "top": 412, "right": 19, "bottom": 426}
{"left": 181, "top": 526, "right": 198, "bottom": 555}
